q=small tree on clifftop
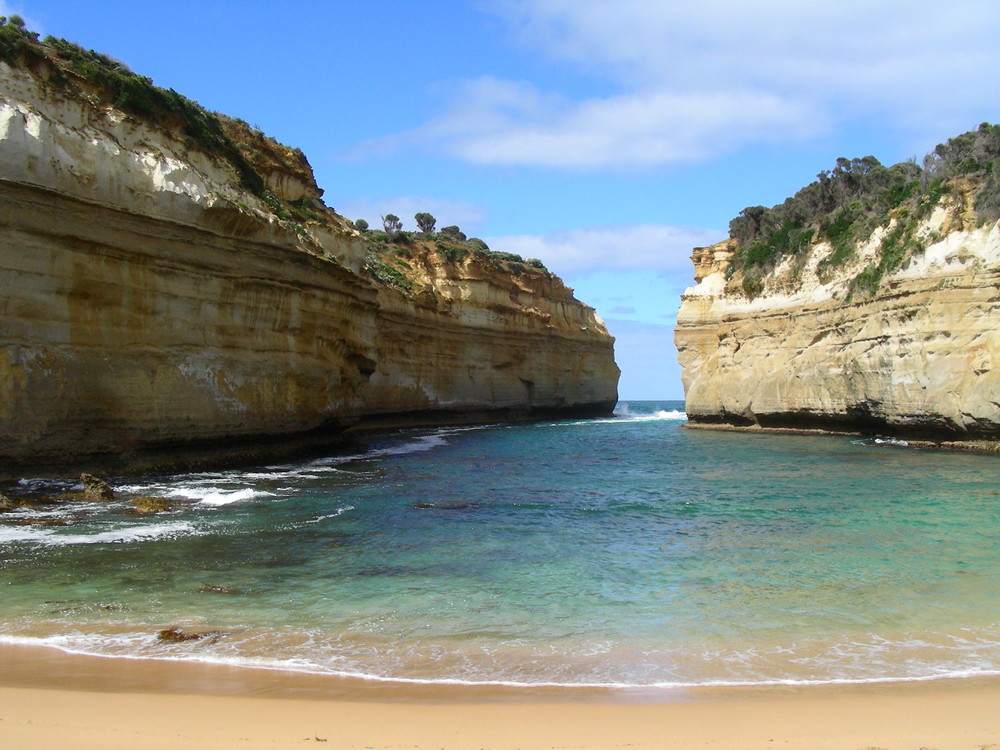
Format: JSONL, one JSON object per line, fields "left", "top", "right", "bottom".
{"left": 381, "top": 213, "right": 402, "bottom": 240}
{"left": 414, "top": 212, "right": 436, "bottom": 234}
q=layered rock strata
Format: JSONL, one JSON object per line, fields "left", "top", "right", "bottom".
{"left": 675, "top": 204, "right": 1000, "bottom": 442}
{"left": 0, "top": 60, "right": 617, "bottom": 474}
{"left": 364, "top": 247, "right": 616, "bottom": 427}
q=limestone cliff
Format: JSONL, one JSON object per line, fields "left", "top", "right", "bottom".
{"left": 0, "top": 30, "right": 617, "bottom": 475}
{"left": 675, "top": 136, "right": 1000, "bottom": 444}
{"left": 363, "top": 243, "right": 615, "bottom": 425}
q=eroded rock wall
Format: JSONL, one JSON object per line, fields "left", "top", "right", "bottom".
{"left": 675, "top": 205, "right": 1000, "bottom": 441}
{"left": 364, "top": 249, "right": 618, "bottom": 425}
{"left": 0, "top": 61, "right": 618, "bottom": 473}
{"left": 0, "top": 173, "right": 379, "bottom": 471}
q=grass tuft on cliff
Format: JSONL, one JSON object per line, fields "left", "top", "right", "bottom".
{"left": 0, "top": 18, "right": 320, "bottom": 221}
{"left": 726, "top": 123, "right": 1000, "bottom": 298}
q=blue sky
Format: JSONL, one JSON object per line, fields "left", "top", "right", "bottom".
{"left": 7, "top": 1, "right": 1000, "bottom": 398}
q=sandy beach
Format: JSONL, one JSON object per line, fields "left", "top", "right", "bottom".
{"left": 1, "top": 643, "right": 998, "bottom": 750}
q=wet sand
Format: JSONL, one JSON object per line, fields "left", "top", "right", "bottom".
{"left": 1, "top": 643, "right": 998, "bottom": 749}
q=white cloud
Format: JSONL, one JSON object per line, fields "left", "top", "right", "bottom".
{"left": 352, "top": 76, "right": 821, "bottom": 170}
{"left": 491, "top": 0, "right": 1000, "bottom": 112}
{"left": 484, "top": 224, "right": 724, "bottom": 275}
{"left": 335, "top": 196, "right": 489, "bottom": 234}
{"left": 407, "top": 79, "right": 820, "bottom": 169}
{"left": 354, "top": 0, "right": 1000, "bottom": 170}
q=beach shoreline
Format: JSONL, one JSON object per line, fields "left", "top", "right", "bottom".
{"left": 2, "top": 642, "right": 999, "bottom": 749}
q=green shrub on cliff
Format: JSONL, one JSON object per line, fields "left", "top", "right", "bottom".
{"left": 848, "top": 218, "right": 922, "bottom": 298}
{"left": 364, "top": 250, "right": 412, "bottom": 291}
{"left": 0, "top": 16, "right": 42, "bottom": 64}
{"left": 33, "top": 35, "right": 268, "bottom": 197}
{"left": 435, "top": 241, "right": 469, "bottom": 263}
{"left": 975, "top": 171, "right": 1000, "bottom": 221}
{"left": 362, "top": 229, "right": 549, "bottom": 293}
{"left": 439, "top": 225, "right": 467, "bottom": 242}
{"left": 727, "top": 123, "right": 1000, "bottom": 298}
{"left": 0, "top": 22, "right": 336, "bottom": 220}
{"left": 288, "top": 197, "right": 323, "bottom": 223}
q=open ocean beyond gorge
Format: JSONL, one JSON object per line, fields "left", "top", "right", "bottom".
{"left": 1, "top": 400, "right": 999, "bottom": 689}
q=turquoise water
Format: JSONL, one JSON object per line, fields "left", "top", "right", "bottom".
{"left": 2, "top": 401, "right": 999, "bottom": 688}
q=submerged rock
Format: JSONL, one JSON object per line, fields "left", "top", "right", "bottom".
{"left": 130, "top": 496, "right": 171, "bottom": 514}
{"left": 198, "top": 585, "right": 240, "bottom": 595}
{"left": 157, "top": 627, "right": 224, "bottom": 643}
{"left": 0, "top": 493, "right": 64, "bottom": 514}
{"left": 81, "top": 473, "right": 114, "bottom": 502}
{"left": 8, "top": 517, "right": 73, "bottom": 526}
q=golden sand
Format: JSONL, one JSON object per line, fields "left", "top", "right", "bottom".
{"left": 1, "top": 643, "right": 998, "bottom": 749}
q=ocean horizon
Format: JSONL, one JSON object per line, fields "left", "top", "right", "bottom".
{"left": 2, "top": 400, "right": 999, "bottom": 691}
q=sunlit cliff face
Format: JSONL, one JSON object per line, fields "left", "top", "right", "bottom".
{"left": 675, "top": 202, "right": 1000, "bottom": 442}
{"left": 0, "top": 60, "right": 618, "bottom": 474}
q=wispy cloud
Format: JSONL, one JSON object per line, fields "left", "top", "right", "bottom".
{"left": 352, "top": 78, "right": 818, "bottom": 170}
{"left": 485, "top": 224, "right": 723, "bottom": 275}
{"left": 490, "top": 0, "right": 1000, "bottom": 124}
{"left": 352, "top": 0, "right": 1000, "bottom": 171}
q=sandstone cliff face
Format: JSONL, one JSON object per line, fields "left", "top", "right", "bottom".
{"left": 0, "top": 60, "right": 617, "bottom": 474}
{"left": 675, "top": 198, "right": 1000, "bottom": 441}
{"left": 365, "top": 247, "right": 617, "bottom": 423}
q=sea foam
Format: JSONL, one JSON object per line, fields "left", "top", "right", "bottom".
{"left": 0, "top": 520, "right": 198, "bottom": 547}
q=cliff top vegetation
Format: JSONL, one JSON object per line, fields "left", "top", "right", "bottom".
{"left": 726, "top": 122, "right": 1000, "bottom": 298}
{"left": 0, "top": 16, "right": 323, "bottom": 224}
{"left": 1, "top": 18, "right": 553, "bottom": 288}
{"left": 358, "top": 214, "right": 548, "bottom": 293}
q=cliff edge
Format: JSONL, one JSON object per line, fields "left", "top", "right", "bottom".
{"left": 0, "top": 25, "right": 618, "bottom": 475}
{"left": 675, "top": 126, "right": 1000, "bottom": 445}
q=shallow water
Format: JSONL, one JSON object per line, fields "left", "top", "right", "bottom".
{"left": 2, "top": 401, "right": 999, "bottom": 688}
